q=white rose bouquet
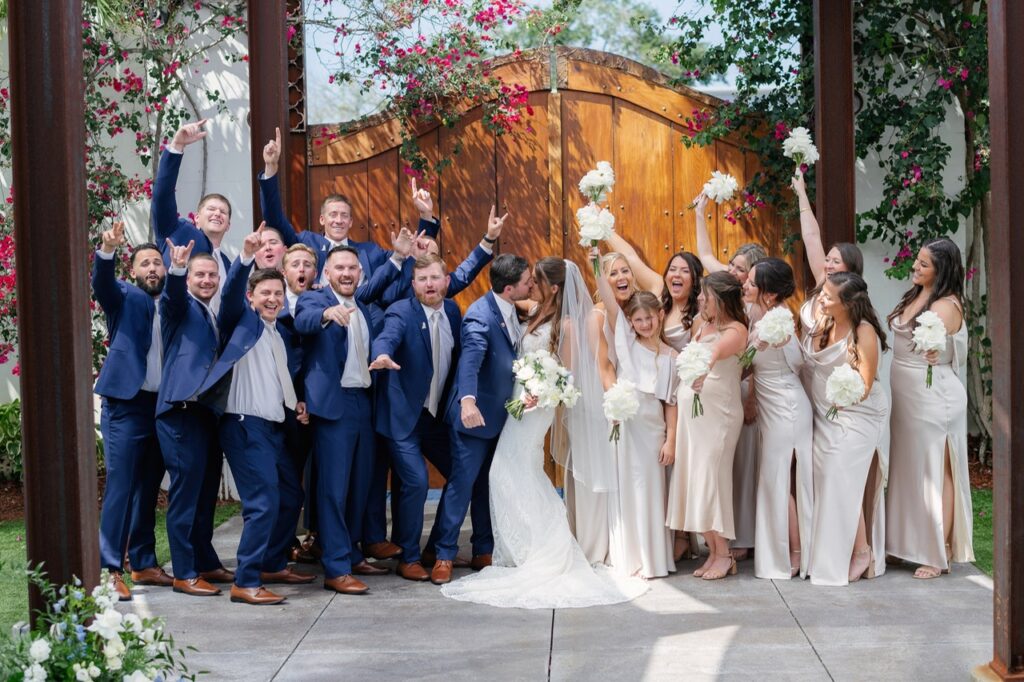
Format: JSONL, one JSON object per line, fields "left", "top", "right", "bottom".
{"left": 602, "top": 378, "right": 640, "bottom": 442}
{"left": 506, "top": 349, "right": 581, "bottom": 420}
{"left": 702, "top": 170, "right": 739, "bottom": 204}
{"left": 739, "top": 306, "right": 796, "bottom": 368}
{"left": 676, "top": 342, "right": 713, "bottom": 418}
{"left": 911, "top": 310, "right": 948, "bottom": 388}
{"left": 576, "top": 202, "right": 616, "bottom": 278}
{"left": 783, "top": 126, "right": 820, "bottom": 169}
{"left": 578, "top": 160, "right": 615, "bottom": 203}
{"left": 824, "top": 363, "right": 866, "bottom": 421}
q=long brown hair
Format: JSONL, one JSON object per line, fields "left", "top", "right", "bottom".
{"left": 531, "top": 257, "right": 567, "bottom": 351}
{"left": 816, "top": 271, "right": 889, "bottom": 363}
{"left": 809, "top": 242, "right": 863, "bottom": 298}
{"left": 887, "top": 237, "right": 964, "bottom": 329}
{"left": 660, "top": 251, "right": 703, "bottom": 333}
{"left": 702, "top": 271, "right": 749, "bottom": 328}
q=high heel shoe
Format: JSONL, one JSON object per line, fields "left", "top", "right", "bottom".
{"left": 943, "top": 542, "right": 953, "bottom": 575}
{"left": 702, "top": 557, "right": 737, "bottom": 581}
{"left": 693, "top": 555, "right": 713, "bottom": 578}
{"left": 848, "top": 547, "right": 875, "bottom": 583}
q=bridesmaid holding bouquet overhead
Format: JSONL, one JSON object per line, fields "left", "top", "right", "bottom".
{"left": 885, "top": 238, "right": 974, "bottom": 578}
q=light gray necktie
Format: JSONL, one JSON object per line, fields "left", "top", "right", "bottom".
{"left": 427, "top": 310, "right": 443, "bottom": 416}
{"left": 508, "top": 312, "right": 522, "bottom": 351}
{"left": 344, "top": 300, "right": 372, "bottom": 386}
{"left": 268, "top": 324, "right": 298, "bottom": 410}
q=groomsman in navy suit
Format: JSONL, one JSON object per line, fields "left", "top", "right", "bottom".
{"left": 430, "top": 254, "right": 534, "bottom": 585}
{"left": 294, "top": 237, "right": 412, "bottom": 595}
{"left": 155, "top": 240, "right": 233, "bottom": 597}
{"left": 92, "top": 222, "right": 174, "bottom": 600}
{"left": 195, "top": 227, "right": 317, "bottom": 605}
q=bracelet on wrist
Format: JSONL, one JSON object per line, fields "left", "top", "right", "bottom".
{"left": 483, "top": 235, "right": 498, "bottom": 244}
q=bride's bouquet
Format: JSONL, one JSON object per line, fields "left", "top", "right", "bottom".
{"left": 602, "top": 378, "right": 640, "bottom": 443}
{"left": 782, "top": 126, "right": 820, "bottom": 170}
{"left": 689, "top": 170, "right": 739, "bottom": 209}
{"left": 911, "top": 311, "right": 947, "bottom": 388}
{"left": 824, "top": 363, "right": 866, "bottom": 421}
{"left": 576, "top": 162, "right": 617, "bottom": 278}
{"left": 739, "top": 306, "right": 796, "bottom": 368}
{"left": 505, "top": 349, "right": 581, "bottom": 420}
{"left": 676, "top": 343, "right": 713, "bottom": 418}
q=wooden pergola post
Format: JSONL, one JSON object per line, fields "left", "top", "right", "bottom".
{"left": 811, "top": 0, "right": 856, "bottom": 245}
{"left": 8, "top": 0, "right": 99, "bottom": 616}
{"left": 978, "top": 2, "right": 1024, "bottom": 679}
{"left": 247, "top": 0, "right": 291, "bottom": 225}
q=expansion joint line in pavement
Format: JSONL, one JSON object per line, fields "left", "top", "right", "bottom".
{"left": 270, "top": 593, "right": 337, "bottom": 681}
{"left": 771, "top": 580, "right": 834, "bottom": 681}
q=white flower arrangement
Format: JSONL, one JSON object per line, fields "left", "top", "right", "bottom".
{"left": 740, "top": 306, "right": 796, "bottom": 368}
{"left": 506, "top": 349, "right": 581, "bottom": 419}
{"left": 676, "top": 342, "right": 713, "bottom": 418}
{"left": 578, "top": 160, "right": 615, "bottom": 203}
{"left": 602, "top": 378, "right": 640, "bottom": 442}
{"left": 702, "top": 170, "right": 739, "bottom": 204}
{"left": 576, "top": 203, "right": 616, "bottom": 246}
{"left": 783, "top": 126, "right": 820, "bottom": 168}
{"left": 824, "top": 363, "right": 866, "bottom": 421}
{"left": 911, "top": 310, "right": 948, "bottom": 388}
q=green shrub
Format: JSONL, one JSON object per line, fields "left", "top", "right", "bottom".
{"left": 0, "top": 400, "right": 105, "bottom": 483}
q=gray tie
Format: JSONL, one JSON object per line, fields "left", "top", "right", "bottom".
{"left": 509, "top": 312, "right": 522, "bottom": 351}
{"left": 427, "top": 310, "right": 443, "bottom": 416}
{"left": 268, "top": 324, "right": 298, "bottom": 410}
{"left": 344, "top": 300, "right": 372, "bottom": 387}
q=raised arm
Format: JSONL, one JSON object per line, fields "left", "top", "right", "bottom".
{"left": 160, "top": 239, "right": 196, "bottom": 324}
{"left": 91, "top": 221, "right": 128, "bottom": 315}
{"left": 257, "top": 126, "right": 299, "bottom": 246}
{"left": 693, "top": 192, "right": 728, "bottom": 275}
{"left": 153, "top": 121, "right": 208, "bottom": 247}
{"left": 791, "top": 171, "right": 826, "bottom": 286}
{"left": 356, "top": 227, "right": 414, "bottom": 305}
{"left": 592, "top": 247, "right": 621, "bottom": 334}
{"left": 605, "top": 231, "right": 664, "bottom": 295}
{"left": 218, "top": 227, "right": 262, "bottom": 339}
{"left": 449, "top": 206, "right": 504, "bottom": 297}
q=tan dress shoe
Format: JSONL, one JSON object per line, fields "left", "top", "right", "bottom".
{"left": 470, "top": 554, "right": 492, "bottom": 571}
{"left": 230, "top": 585, "right": 286, "bottom": 605}
{"left": 421, "top": 549, "right": 470, "bottom": 568}
{"left": 363, "top": 541, "right": 402, "bottom": 560}
{"left": 397, "top": 562, "right": 430, "bottom": 582}
{"left": 130, "top": 567, "right": 174, "bottom": 587}
{"left": 261, "top": 568, "right": 317, "bottom": 584}
{"left": 110, "top": 572, "right": 132, "bottom": 601}
{"left": 352, "top": 560, "right": 390, "bottom": 576}
{"left": 199, "top": 567, "right": 235, "bottom": 583}
{"left": 289, "top": 545, "right": 318, "bottom": 564}
{"left": 172, "top": 577, "right": 222, "bottom": 597}
{"left": 323, "top": 575, "right": 369, "bottom": 595}
{"left": 431, "top": 560, "right": 453, "bottom": 585}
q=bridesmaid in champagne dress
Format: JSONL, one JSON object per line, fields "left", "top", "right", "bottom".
{"left": 803, "top": 272, "right": 890, "bottom": 585}
{"left": 742, "top": 258, "right": 814, "bottom": 580}
{"left": 885, "top": 238, "right": 974, "bottom": 578}
{"left": 694, "top": 192, "right": 765, "bottom": 561}
{"left": 667, "top": 272, "right": 749, "bottom": 581}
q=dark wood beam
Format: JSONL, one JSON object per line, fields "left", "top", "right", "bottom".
{"left": 248, "top": 0, "right": 291, "bottom": 228}
{"left": 980, "top": 1, "right": 1024, "bottom": 679}
{"left": 812, "top": 0, "right": 856, "bottom": 245}
{"left": 8, "top": 0, "right": 98, "bottom": 615}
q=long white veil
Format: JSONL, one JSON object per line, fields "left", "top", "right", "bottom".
{"left": 552, "top": 260, "right": 617, "bottom": 493}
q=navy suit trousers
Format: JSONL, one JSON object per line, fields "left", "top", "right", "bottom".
{"left": 433, "top": 428, "right": 496, "bottom": 560}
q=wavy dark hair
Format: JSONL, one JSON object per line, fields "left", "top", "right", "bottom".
{"left": 702, "top": 270, "right": 749, "bottom": 328}
{"left": 815, "top": 271, "right": 889, "bottom": 363}
{"left": 660, "top": 251, "right": 703, "bottom": 333}
{"left": 809, "top": 242, "right": 863, "bottom": 298}
{"left": 887, "top": 238, "right": 965, "bottom": 329}
{"left": 752, "top": 257, "right": 796, "bottom": 305}
{"left": 531, "top": 257, "right": 567, "bottom": 352}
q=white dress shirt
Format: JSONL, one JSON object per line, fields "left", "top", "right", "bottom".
{"left": 333, "top": 290, "right": 372, "bottom": 388}
{"left": 225, "top": 319, "right": 292, "bottom": 422}
{"left": 285, "top": 289, "right": 299, "bottom": 316}
{"left": 493, "top": 294, "right": 521, "bottom": 347}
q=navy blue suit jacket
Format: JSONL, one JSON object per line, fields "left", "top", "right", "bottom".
{"left": 91, "top": 252, "right": 158, "bottom": 400}
{"left": 293, "top": 285, "right": 378, "bottom": 421}
{"left": 445, "top": 292, "right": 518, "bottom": 440}
{"left": 371, "top": 297, "right": 462, "bottom": 441}
{"left": 156, "top": 268, "right": 220, "bottom": 416}
{"left": 152, "top": 149, "right": 238, "bottom": 272}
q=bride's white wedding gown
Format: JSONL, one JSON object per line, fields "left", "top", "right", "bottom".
{"left": 441, "top": 322, "right": 648, "bottom": 609}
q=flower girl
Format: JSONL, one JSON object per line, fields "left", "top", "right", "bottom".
{"left": 595, "top": 253, "right": 679, "bottom": 579}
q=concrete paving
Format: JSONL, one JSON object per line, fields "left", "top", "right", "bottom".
{"left": 122, "top": 504, "right": 994, "bottom": 681}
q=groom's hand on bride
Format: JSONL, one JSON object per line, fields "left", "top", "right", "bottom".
{"left": 369, "top": 354, "right": 400, "bottom": 371}
{"left": 460, "top": 397, "right": 486, "bottom": 429}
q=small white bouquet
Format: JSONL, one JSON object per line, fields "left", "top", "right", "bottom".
{"left": 740, "top": 306, "right": 796, "bottom": 368}
{"left": 824, "top": 363, "right": 866, "bottom": 421}
{"left": 506, "top": 349, "right": 581, "bottom": 420}
{"left": 576, "top": 202, "right": 616, "bottom": 278}
{"left": 911, "top": 310, "right": 948, "bottom": 388}
{"left": 703, "top": 170, "right": 739, "bottom": 204}
{"left": 783, "top": 126, "right": 820, "bottom": 169}
{"left": 676, "top": 342, "right": 713, "bottom": 418}
{"left": 578, "top": 160, "right": 615, "bottom": 203}
{"left": 602, "top": 378, "right": 640, "bottom": 442}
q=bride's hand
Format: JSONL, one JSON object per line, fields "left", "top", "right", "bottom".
{"left": 523, "top": 393, "right": 539, "bottom": 410}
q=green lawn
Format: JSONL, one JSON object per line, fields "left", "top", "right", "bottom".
{"left": 972, "top": 487, "right": 993, "bottom": 576}
{"left": 0, "top": 503, "right": 239, "bottom": 632}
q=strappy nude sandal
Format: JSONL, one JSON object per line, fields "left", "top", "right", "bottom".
{"left": 702, "top": 557, "right": 738, "bottom": 581}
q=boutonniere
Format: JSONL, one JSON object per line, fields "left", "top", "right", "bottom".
{"left": 421, "top": 322, "right": 427, "bottom": 330}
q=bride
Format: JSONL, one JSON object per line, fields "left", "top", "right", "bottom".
{"left": 441, "top": 257, "right": 648, "bottom": 609}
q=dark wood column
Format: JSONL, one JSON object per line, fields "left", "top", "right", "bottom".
{"left": 8, "top": 0, "right": 98, "bottom": 614}
{"left": 980, "top": 1, "right": 1024, "bottom": 679}
{"left": 811, "top": 1, "right": 856, "bottom": 245}
{"left": 247, "top": 0, "right": 290, "bottom": 226}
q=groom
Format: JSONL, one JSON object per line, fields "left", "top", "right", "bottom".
{"left": 430, "top": 254, "right": 535, "bottom": 585}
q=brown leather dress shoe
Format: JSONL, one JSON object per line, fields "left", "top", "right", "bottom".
{"left": 352, "top": 560, "right": 390, "bottom": 576}
{"left": 397, "top": 562, "right": 430, "bottom": 582}
{"left": 470, "top": 554, "right": 492, "bottom": 571}
{"left": 363, "top": 541, "right": 402, "bottom": 560}
{"left": 172, "top": 577, "right": 221, "bottom": 597}
{"left": 110, "top": 572, "right": 132, "bottom": 601}
{"left": 421, "top": 549, "right": 470, "bottom": 569}
{"left": 199, "top": 567, "right": 235, "bottom": 584}
{"left": 130, "top": 567, "right": 174, "bottom": 587}
{"left": 289, "top": 545, "right": 318, "bottom": 564}
{"left": 261, "top": 568, "right": 317, "bottom": 584}
{"left": 230, "top": 585, "right": 286, "bottom": 605}
{"left": 431, "top": 560, "right": 453, "bottom": 585}
{"left": 323, "top": 575, "right": 369, "bottom": 595}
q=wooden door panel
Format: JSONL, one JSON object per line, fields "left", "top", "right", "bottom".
{"left": 715, "top": 141, "right": 748, "bottom": 264}
{"left": 674, "top": 129, "right": 717, "bottom": 255}
{"left": 366, "top": 148, "right": 401, "bottom": 249}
